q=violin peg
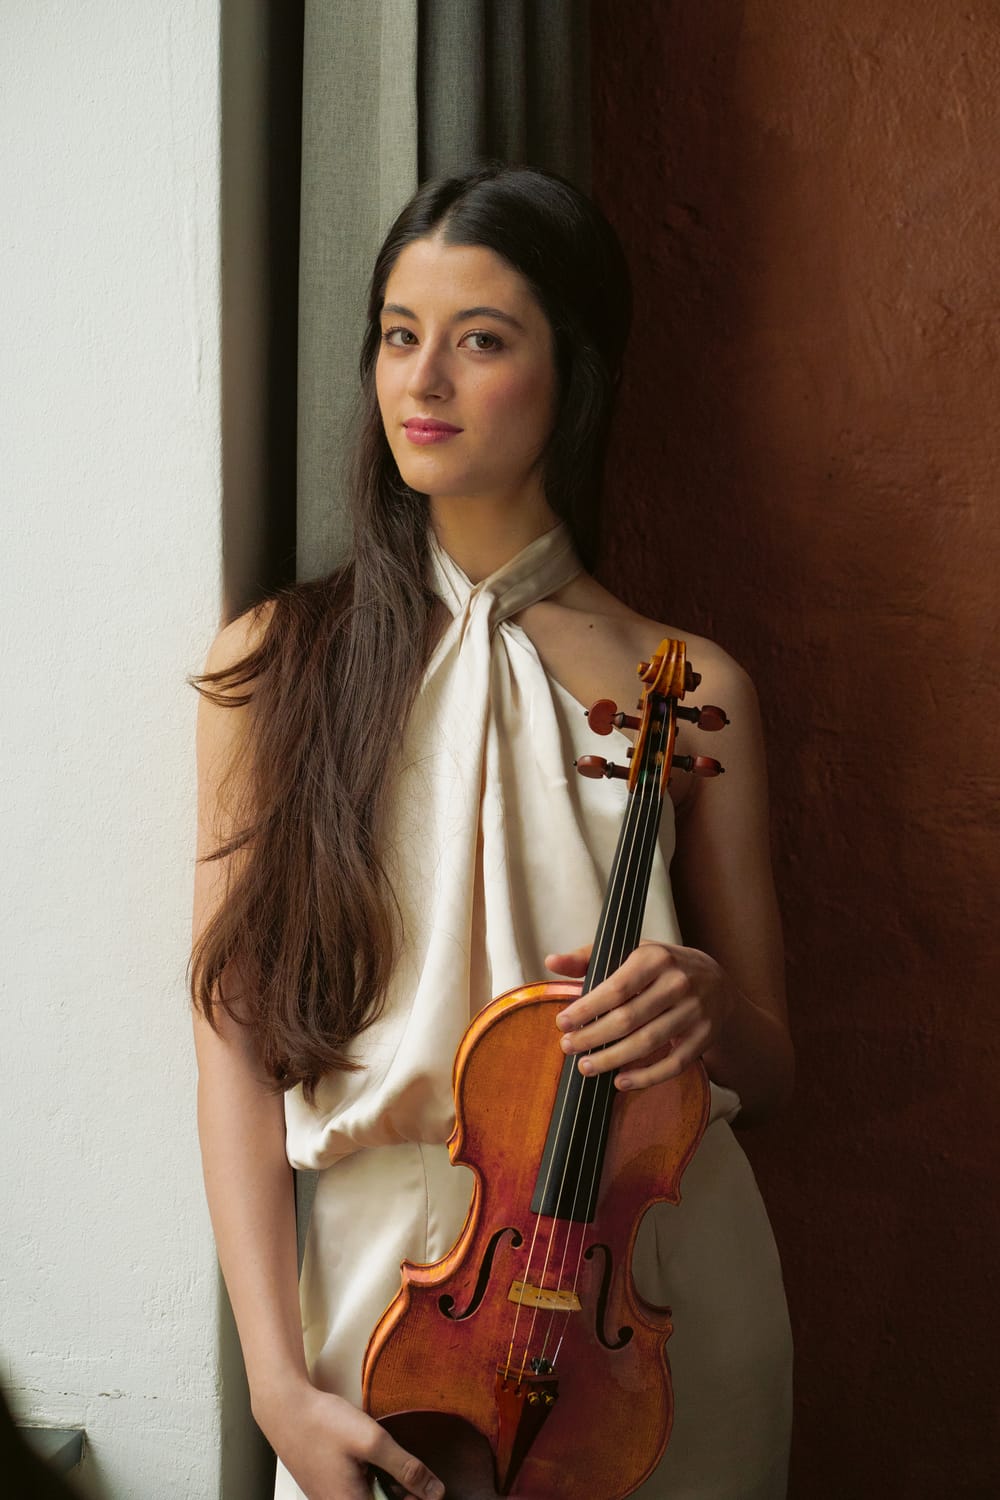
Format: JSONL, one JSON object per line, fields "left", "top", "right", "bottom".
{"left": 672, "top": 753, "right": 725, "bottom": 777}
{"left": 575, "top": 756, "right": 629, "bottom": 781}
{"left": 674, "top": 703, "right": 730, "bottom": 731}
{"left": 586, "top": 698, "right": 619, "bottom": 736}
{"left": 586, "top": 700, "right": 642, "bottom": 736}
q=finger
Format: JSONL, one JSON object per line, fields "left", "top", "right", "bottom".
{"left": 568, "top": 1008, "right": 692, "bottom": 1076}
{"left": 561, "top": 984, "right": 696, "bottom": 1056}
{"left": 545, "top": 942, "right": 593, "bottom": 977}
{"left": 368, "top": 1466, "right": 430, "bottom": 1500}
{"left": 555, "top": 943, "right": 679, "bottom": 1029}
{"left": 614, "top": 1023, "right": 712, "bottom": 1091}
{"left": 367, "top": 1431, "right": 445, "bottom": 1500}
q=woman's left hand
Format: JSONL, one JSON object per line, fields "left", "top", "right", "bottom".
{"left": 546, "top": 940, "right": 739, "bottom": 1091}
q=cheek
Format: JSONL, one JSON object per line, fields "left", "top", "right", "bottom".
{"left": 478, "top": 365, "right": 556, "bottom": 441}
{"left": 374, "top": 355, "right": 393, "bottom": 421}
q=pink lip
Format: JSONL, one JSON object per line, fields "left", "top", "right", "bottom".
{"left": 403, "top": 418, "right": 463, "bottom": 445}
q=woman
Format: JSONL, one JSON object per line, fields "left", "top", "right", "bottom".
{"left": 191, "top": 164, "right": 794, "bottom": 1500}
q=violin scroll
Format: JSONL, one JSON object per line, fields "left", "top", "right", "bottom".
{"left": 581, "top": 640, "right": 729, "bottom": 793}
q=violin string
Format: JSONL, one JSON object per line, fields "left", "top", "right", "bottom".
{"left": 511, "top": 1067, "right": 593, "bottom": 1381}
{"left": 502, "top": 762, "right": 647, "bottom": 1380}
{"left": 509, "top": 774, "right": 650, "bottom": 1380}
{"left": 538, "top": 706, "right": 666, "bottom": 1346}
{"left": 507, "top": 689, "right": 673, "bottom": 1382}
{"left": 550, "top": 704, "right": 669, "bottom": 1341}
{"left": 562, "top": 737, "right": 667, "bottom": 1322}
{"left": 538, "top": 702, "right": 670, "bottom": 1364}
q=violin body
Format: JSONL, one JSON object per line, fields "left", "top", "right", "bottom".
{"left": 363, "top": 979, "right": 710, "bottom": 1499}
{"left": 364, "top": 640, "right": 725, "bottom": 1498}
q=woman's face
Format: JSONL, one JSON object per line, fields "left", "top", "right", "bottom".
{"left": 375, "top": 235, "right": 558, "bottom": 510}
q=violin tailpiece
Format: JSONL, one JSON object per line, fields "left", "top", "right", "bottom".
{"left": 494, "top": 1367, "right": 560, "bottom": 1495}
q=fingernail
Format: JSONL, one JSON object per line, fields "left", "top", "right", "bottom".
{"left": 616, "top": 1074, "right": 633, "bottom": 1090}
{"left": 560, "top": 1034, "right": 575, "bottom": 1052}
{"left": 427, "top": 1485, "right": 445, "bottom": 1500}
{"left": 578, "top": 1056, "right": 595, "bottom": 1074}
{"left": 556, "top": 1012, "right": 571, "bottom": 1030}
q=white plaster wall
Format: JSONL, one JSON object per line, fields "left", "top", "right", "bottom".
{"left": 0, "top": 4, "right": 251, "bottom": 1495}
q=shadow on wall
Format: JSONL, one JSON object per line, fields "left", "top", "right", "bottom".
{"left": 0, "top": 1380, "right": 88, "bottom": 1500}
{"left": 590, "top": 1, "right": 1000, "bottom": 1495}
{"left": 215, "top": 3, "right": 303, "bottom": 1496}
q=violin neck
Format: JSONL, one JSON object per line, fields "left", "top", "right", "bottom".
{"left": 583, "top": 755, "right": 668, "bottom": 994}
{"left": 531, "top": 748, "right": 669, "bottom": 1224}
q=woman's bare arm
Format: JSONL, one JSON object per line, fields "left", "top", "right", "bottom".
{"left": 547, "top": 634, "right": 793, "bottom": 1129}
{"left": 670, "top": 648, "right": 794, "bottom": 1123}
{"left": 191, "top": 613, "right": 444, "bottom": 1500}
{"left": 192, "top": 611, "right": 308, "bottom": 1408}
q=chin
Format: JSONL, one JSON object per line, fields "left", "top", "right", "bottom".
{"left": 396, "top": 460, "right": 476, "bottom": 497}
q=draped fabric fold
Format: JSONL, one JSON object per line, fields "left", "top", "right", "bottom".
{"left": 298, "top": 0, "right": 420, "bottom": 574}
{"left": 284, "top": 523, "right": 651, "bottom": 1170}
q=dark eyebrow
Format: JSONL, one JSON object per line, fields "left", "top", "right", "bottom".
{"left": 455, "top": 305, "right": 526, "bottom": 332}
{"left": 381, "top": 302, "right": 525, "bottom": 333}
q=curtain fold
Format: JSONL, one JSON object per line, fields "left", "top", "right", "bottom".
{"left": 418, "top": 0, "right": 590, "bottom": 182}
{"left": 296, "top": 0, "right": 590, "bottom": 579}
{"left": 297, "top": 0, "right": 419, "bottom": 576}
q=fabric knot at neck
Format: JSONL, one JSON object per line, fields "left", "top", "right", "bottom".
{"left": 428, "top": 523, "right": 583, "bottom": 634}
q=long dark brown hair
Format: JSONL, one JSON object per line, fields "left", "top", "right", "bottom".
{"left": 189, "top": 163, "right": 633, "bottom": 1097}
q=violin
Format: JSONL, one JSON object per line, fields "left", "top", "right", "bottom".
{"left": 363, "top": 640, "right": 729, "bottom": 1499}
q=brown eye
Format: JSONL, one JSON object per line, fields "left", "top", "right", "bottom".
{"left": 460, "top": 331, "right": 503, "bottom": 353}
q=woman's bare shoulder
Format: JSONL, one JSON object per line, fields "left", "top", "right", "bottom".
{"left": 194, "top": 600, "right": 279, "bottom": 799}
{"left": 202, "top": 597, "right": 278, "bottom": 677}
{"left": 564, "top": 574, "right": 755, "bottom": 701}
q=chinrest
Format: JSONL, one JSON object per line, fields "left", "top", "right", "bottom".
{"left": 371, "top": 1411, "right": 500, "bottom": 1499}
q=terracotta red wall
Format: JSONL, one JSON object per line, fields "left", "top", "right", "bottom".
{"left": 590, "top": 4, "right": 1000, "bottom": 1494}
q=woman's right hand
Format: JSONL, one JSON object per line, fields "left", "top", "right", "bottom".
{"left": 258, "top": 1382, "right": 445, "bottom": 1500}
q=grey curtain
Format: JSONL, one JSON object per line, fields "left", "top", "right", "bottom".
{"left": 296, "top": 0, "right": 591, "bottom": 580}
{"left": 418, "top": 0, "right": 591, "bottom": 180}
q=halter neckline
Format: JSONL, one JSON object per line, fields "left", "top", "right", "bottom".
{"left": 428, "top": 523, "right": 583, "bottom": 631}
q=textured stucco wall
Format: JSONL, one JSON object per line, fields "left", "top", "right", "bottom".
{"left": 591, "top": 3, "right": 1000, "bottom": 1494}
{"left": 0, "top": 4, "right": 253, "bottom": 1495}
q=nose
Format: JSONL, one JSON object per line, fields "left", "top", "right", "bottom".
{"left": 406, "top": 336, "right": 454, "bottom": 403}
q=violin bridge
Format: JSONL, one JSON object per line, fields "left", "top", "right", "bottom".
{"left": 507, "top": 1279, "right": 582, "bottom": 1312}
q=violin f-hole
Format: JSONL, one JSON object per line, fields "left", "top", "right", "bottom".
{"left": 585, "top": 1242, "right": 633, "bottom": 1350}
{"left": 439, "top": 1226, "right": 523, "bottom": 1321}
